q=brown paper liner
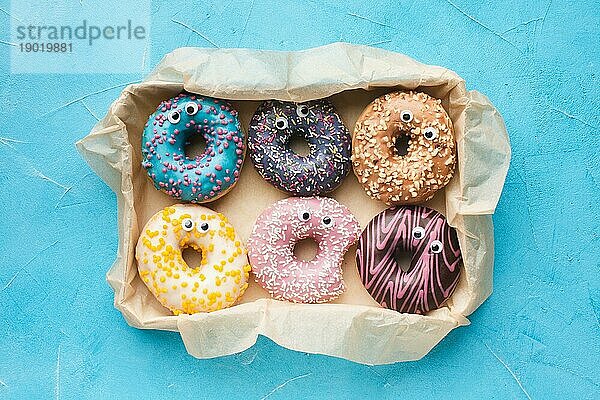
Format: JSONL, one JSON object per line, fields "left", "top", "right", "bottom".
{"left": 76, "top": 43, "right": 510, "bottom": 364}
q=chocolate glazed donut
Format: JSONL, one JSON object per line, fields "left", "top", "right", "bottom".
{"left": 248, "top": 99, "right": 352, "bottom": 196}
{"left": 356, "top": 206, "right": 462, "bottom": 314}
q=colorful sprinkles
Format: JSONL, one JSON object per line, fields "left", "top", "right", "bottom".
{"left": 135, "top": 204, "right": 251, "bottom": 314}
{"left": 247, "top": 197, "right": 360, "bottom": 303}
{"left": 141, "top": 93, "right": 245, "bottom": 203}
{"left": 247, "top": 99, "right": 352, "bottom": 196}
{"left": 135, "top": 91, "right": 464, "bottom": 313}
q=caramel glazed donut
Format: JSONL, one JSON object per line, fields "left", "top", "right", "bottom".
{"left": 352, "top": 91, "right": 457, "bottom": 204}
{"left": 136, "top": 205, "right": 251, "bottom": 314}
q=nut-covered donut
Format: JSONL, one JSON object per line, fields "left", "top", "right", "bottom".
{"left": 356, "top": 205, "right": 462, "bottom": 314}
{"left": 136, "top": 204, "right": 250, "bottom": 314}
{"left": 352, "top": 91, "right": 457, "bottom": 204}
{"left": 248, "top": 99, "right": 352, "bottom": 196}
{"left": 247, "top": 197, "right": 360, "bottom": 303}
{"left": 141, "top": 93, "right": 245, "bottom": 203}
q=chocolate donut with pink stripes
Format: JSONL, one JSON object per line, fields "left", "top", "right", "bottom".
{"left": 356, "top": 206, "right": 462, "bottom": 314}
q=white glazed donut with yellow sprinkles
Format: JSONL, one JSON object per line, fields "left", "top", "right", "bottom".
{"left": 136, "top": 204, "right": 251, "bottom": 314}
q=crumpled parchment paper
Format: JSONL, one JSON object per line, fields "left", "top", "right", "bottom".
{"left": 76, "top": 42, "right": 510, "bottom": 365}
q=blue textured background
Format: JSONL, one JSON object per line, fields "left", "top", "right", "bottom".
{"left": 1, "top": 0, "right": 598, "bottom": 398}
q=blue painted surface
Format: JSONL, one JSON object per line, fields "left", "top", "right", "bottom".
{"left": 0, "top": 0, "right": 598, "bottom": 398}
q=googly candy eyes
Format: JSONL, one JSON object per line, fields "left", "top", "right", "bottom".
{"left": 185, "top": 102, "right": 199, "bottom": 116}
{"left": 168, "top": 110, "right": 181, "bottom": 124}
{"left": 412, "top": 226, "right": 425, "bottom": 239}
{"left": 296, "top": 104, "right": 309, "bottom": 117}
{"left": 321, "top": 216, "right": 335, "bottom": 228}
{"left": 297, "top": 209, "right": 311, "bottom": 222}
{"left": 400, "top": 110, "right": 413, "bottom": 123}
{"left": 275, "top": 116, "right": 288, "bottom": 130}
{"left": 423, "top": 127, "right": 438, "bottom": 140}
{"left": 182, "top": 218, "right": 195, "bottom": 231}
{"left": 430, "top": 240, "right": 443, "bottom": 254}
{"left": 182, "top": 217, "right": 208, "bottom": 233}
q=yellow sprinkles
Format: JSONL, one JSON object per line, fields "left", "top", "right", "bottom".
{"left": 135, "top": 204, "right": 250, "bottom": 315}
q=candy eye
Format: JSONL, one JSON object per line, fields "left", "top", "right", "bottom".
{"left": 430, "top": 240, "right": 443, "bottom": 254}
{"left": 412, "top": 226, "right": 425, "bottom": 240}
{"left": 199, "top": 222, "right": 209, "bottom": 232}
{"left": 184, "top": 102, "right": 199, "bottom": 116}
{"left": 168, "top": 110, "right": 181, "bottom": 124}
{"left": 182, "top": 218, "right": 195, "bottom": 232}
{"left": 400, "top": 110, "right": 413, "bottom": 123}
{"left": 297, "top": 210, "right": 311, "bottom": 222}
{"left": 275, "top": 116, "right": 288, "bottom": 130}
{"left": 321, "top": 216, "right": 334, "bottom": 228}
{"left": 423, "top": 127, "right": 438, "bottom": 140}
{"left": 296, "top": 104, "right": 309, "bottom": 117}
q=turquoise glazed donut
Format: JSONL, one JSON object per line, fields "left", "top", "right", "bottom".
{"left": 141, "top": 93, "right": 245, "bottom": 203}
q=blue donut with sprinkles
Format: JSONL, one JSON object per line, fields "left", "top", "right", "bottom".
{"left": 141, "top": 93, "right": 245, "bottom": 203}
{"left": 248, "top": 99, "right": 352, "bottom": 196}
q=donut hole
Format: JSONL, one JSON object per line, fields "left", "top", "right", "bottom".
{"left": 393, "top": 246, "right": 413, "bottom": 273}
{"left": 184, "top": 134, "right": 207, "bottom": 159}
{"left": 293, "top": 238, "right": 319, "bottom": 261}
{"left": 394, "top": 133, "right": 411, "bottom": 156}
{"left": 289, "top": 134, "right": 311, "bottom": 157}
{"left": 182, "top": 247, "right": 203, "bottom": 269}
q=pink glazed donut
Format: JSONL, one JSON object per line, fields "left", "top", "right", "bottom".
{"left": 248, "top": 197, "right": 361, "bottom": 303}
